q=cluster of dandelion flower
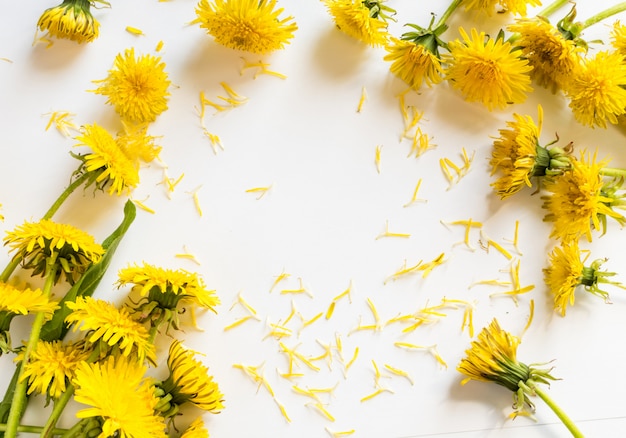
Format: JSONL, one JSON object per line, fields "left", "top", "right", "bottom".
{"left": 118, "top": 263, "right": 220, "bottom": 333}
{"left": 195, "top": 0, "right": 297, "bottom": 54}
{"left": 37, "top": 0, "right": 101, "bottom": 44}
{"left": 458, "top": 320, "right": 582, "bottom": 435}
{"left": 544, "top": 242, "right": 626, "bottom": 316}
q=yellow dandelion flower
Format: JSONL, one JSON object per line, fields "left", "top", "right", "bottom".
{"left": 92, "top": 48, "right": 171, "bottom": 124}
{"left": 181, "top": 417, "right": 209, "bottom": 438}
{"left": 508, "top": 17, "right": 583, "bottom": 92}
{"left": 542, "top": 151, "right": 626, "bottom": 243}
{"left": 458, "top": 319, "right": 558, "bottom": 415}
{"left": 19, "top": 340, "right": 90, "bottom": 399}
{"left": 195, "top": 0, "right": 297, "bottom": 54}
{"left": 566, "top": 50, "right": 626, "bottom": 128}
{"left": 490, "top": 105, "right": 571, "bottom": 198}
{"left": 75, "top": 124, "right": 140, "bottom": 196}
{"left": 73, "top": 355, "right": 167, "bottom": 438}
{"left": 156, "top": 340, "right": 224, "bottom": 416}
{"left": 4, "top": 220, "right": 103, "bottom": 284}
{"left": 65, "top": 297, "right": 156, "bottom": 364}
{"left": 324, "top": 0, "right": 391, "bottom": 47}
{"left": 611, "top": 20, "right": 626, "bottom": 57}
{"left": 384, "top": 37, "right": 443, "bottom": 90}
{"left": 37, "top": 0, "right": 99, "bottom": 44}
{"left": 116, "top": 122, "right": 162, "bottom": 165}
{"left": 0, "top": 282, "right": 58, "bottom": 320}
{"left": 444, "top": 28, "right": 532, "bottom": 111}
{"left": 464, "top": 0, "right": 541, "bottom": 16}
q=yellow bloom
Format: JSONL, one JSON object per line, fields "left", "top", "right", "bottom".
{"left": 0, "top": 282, "right": 58, "bottom": 319}
{"left": 566, "top": 50, "right": 626, "bottom": 128}
{"left": 181, "top": 418, "right": 209, "bottom": 438}
{"left": 611, "top": 20, "right": 626, "bottom": 57}
{"left": 73, "top": 355, "right": 167, "bottom": 438}
{"left": 195, "top": 0, "right": 297, "bottom": 54}
{"left": 384, "top": 37, "right": 443, "bottom": 90}
{"left": 156, "top": 340, "right": 224, "bottom": 415}
{"left": 116, "top": 122, "right": 162, "bottom": 165}
{"left": 75, "top": 124, "right": 140, "bottom": 196}
{"left": 92, "top": 48, "right": 171, "bottom": 124}
{"left": 4, "top": 220, "right": 103, "bottom": 284}
{"left": 20, "top": 340, "right": 90, "bottom": 399}
{"left": 542, "top": 151, "right": 626, "bottom": 243}
{"left": 458, "top": 319, "right": 556, "bottom": 414}
{"left": 464, "top": 0, "right": 541, "bottom": 16}
{"left": 65, "top": 297, "right": 156, "bottom": 364}
{"left": 37, "top": 0, "right": 99, "bottom": 44}
{"left": 444, "top": 28, "right": 532, "bottom": 111}
{"left": 323, "top": 0, "right": 390, "bottom": 47}
{"left": 508, "top": 17, "right": 583, "bottom": 92}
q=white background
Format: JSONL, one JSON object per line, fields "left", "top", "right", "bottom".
{"left": 2, "top": 1, "right": 626, "bottom": 437}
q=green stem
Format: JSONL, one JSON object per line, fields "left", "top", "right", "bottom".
{"left": 4, "top": 266, "right": 57, "bottom": 438}
{"left": 538, "top": 0, "right": 569, "bottom": 18}
{"left": 59, "top": 419, "right": 91, "bottom": 438}
{"left": 433, "top": 0, "right": 463, "bottom": 30}
{"left": 527, "top": 382, "right": 584, "bottom": 438}
{"left": 0, "top": 425, "right": 67, "bottom": 435}
{"left": 600, "top": 167, "right": 626, "bottom": 179}
{"left": 42, "top": 172, "right": 90, "bottom": 221}
{"left": 40, "top": 386, "right": 75, "bottom": 438}
{"left": 0, "top": 259, "right": 21, "bottom": 284}
{"left": 582, "top": 2, "right": 626, "bottom": 30}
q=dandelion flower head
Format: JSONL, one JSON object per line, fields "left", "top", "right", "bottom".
{"left": 508, "top": 17, "right": 583, "bottom": 92}
{"left": 323, "top": 0, "right": 390, "bottom": 47}
{"left": 4, "top": 220, "right": 103, "bottom": 284}
{"left": 65, "top": 296, "right": 156, "bottom": 364}
{"left": 75, "top": 123, "right": 140, "bottom": 196}
{"left": 37, "top": 0, "right": 100, "bottom": 44}
{"left": 542, "top": 151, "right": 625, "bottom": 243}
{"left": 20, "top": 340, "right": 90, "bottom": 399}
{"left": 195, "top": 0, "right": 297, "bottom": 54}
{"left": 181, "top": 418, "right": 209, "bottom": 438}
{"left": 543, "top": 243, "right": 584, "bottom": 316}
{"left": 384, "top": 37, "right": 443, "bottom": 90}
{"left": 73, "top": 355, "right": 167, "bottom": 438}
{"left": 566, "top": 50, "right": 626, "bottom": 128}
{"left": 0, "top": 282, "right": 58, "bottom": 320}
{"left": 611, "top": 20, "right": 626, "bottom": 57}
{"left": 92, "top": 48, "right": 171, "bottom": 124}
{"left": 444, "top": 28, "right": 532, "bottom": 111}
{"left": 116, "top": 122, "right": 162, "bottom": 165}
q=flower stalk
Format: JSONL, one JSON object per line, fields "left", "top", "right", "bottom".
{"left": 522, "top": 381, "right": 584, "bottom": 437}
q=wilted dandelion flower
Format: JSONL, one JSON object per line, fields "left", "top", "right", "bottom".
{"left": 37, "top": 0, "right": 100, "bottom": 44}
{"left": 464, "top": 0, "right": 541, "bottom": 16}
{"left": 74, "top": 123, "right": 140, "bottom": 196}
{"left": 444, "top": 28, "right": 532, "bottom": 111}
{"left": 155, "top": 340, "right": 224, "bottom": 418}
{"left": 4, "top": 220, "right": 103, "bottom": 284}
{"left": 544, "top": 242, "right": 625, "bottom": 316}
{"left": 508, "top": 17, "right": 583, "bottom": 92}
{"left": 65, "top": 296, "right": 156, "bottom": 364}
{"left": 566, "top": 50, "right": 626, "bottom": 128}
{"left": 490, "top": 105, "right": 571, "bottom": 198}
{"left": 92, "top": 48, "right": 171, "bottom": 124}
{"left": 542, "top": 151, "right": 626, "bottom": 243}
{"left": 195, "top": 0, "right": 297, "bottom": 54}
{"left": 20, "top": 340, "right": 90, "bottom": 399}
{"left": 323, "top": 0, "right": 392, "bottom": 47}
{"left": 73, "top": 355, "right": 167, "bottom": 438}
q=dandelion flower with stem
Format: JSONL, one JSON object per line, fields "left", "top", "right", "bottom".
{"left": 490, "top": 105, "right": 572, "bottom": 198}
{"left": 458, "top": 319, "right": 583, "bottom": 437}
{"left": 37, "top": 0, "right": 102, "bottom": 44}
{"left": 542, "top": 150, "right": 626, "bottom": 243}
{"left": 195, "top": 0, "right": 297, "bottom": 54}
{"left": 92, "top": 48, "right": 171, "bottom": 124}
{"left": 544, "top": 242, "right": 626, "bottom": 316}
{"left": 118, "top": 263, "right": 220, "bottom": 334}
{"left": 72, "top": 355, "right": 167, "bottom": 438}
{"left": 154, "top": 340, "right": 224, "bottom": 420}
{"left": 323, "top": 0, "right": 394, "bottom": 47}
{"left": 444, "top": 27, "right": 533, "bottom": 111}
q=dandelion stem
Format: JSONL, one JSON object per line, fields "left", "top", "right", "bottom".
{"left": 599, "top": 167, "right": 626, "bottom": 179}
{"left": 43, "top": 172, "right": 91, "bottom": 220}
{"left": 538, "top": 0, "right": 569, "bottom": 18}
{"left": 40, "top": 385, "right": 75, "bottom": 438}
{"left": 434, "top": 0, "right": 463, "bottom": 30}
{"left": 582, "top": 2, "right": 626, "bottom": 30}
{"left": 525, "top": 381, "right": 584, "bottom": 438}
{"left": 0, "top": 259, "right": 20, "bottom": 284}
{"left": 4, "top": 266, "right": 57, "bottom": 438}
{"left": 0, "top": 425, "right": 67, "bottom": 435}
